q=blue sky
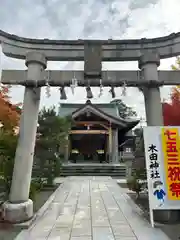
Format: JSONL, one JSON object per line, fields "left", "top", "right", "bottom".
{"left": 0, "top": 0, "right": 180, "bottom": 123}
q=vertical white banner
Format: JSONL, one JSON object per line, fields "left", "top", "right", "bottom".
{"left": 143, "top": 126, "right": 180, "bottom": 227}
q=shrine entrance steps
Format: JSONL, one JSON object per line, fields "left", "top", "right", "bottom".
{"left": 61, "top": 163, "right": 127, "bottom": 177}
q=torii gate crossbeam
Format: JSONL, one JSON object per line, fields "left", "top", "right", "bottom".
{"left": 1, "top": 70, "right": 180, "bottom": 86}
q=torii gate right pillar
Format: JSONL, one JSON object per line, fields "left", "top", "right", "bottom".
{"left": 139, "top": 52, "right": 163, "bottom": 126}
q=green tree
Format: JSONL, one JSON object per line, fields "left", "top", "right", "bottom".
{"left": 33, "top": 106, "right": 71, "bottom": 185}
{"left": 0, "top": 127, "right": 45, "bottom": 201}
{"left": 0, "top": 130, "right": 17, "bottom": 198}
{"left": 110, "top": 99, "right": 137, "bottom": 118}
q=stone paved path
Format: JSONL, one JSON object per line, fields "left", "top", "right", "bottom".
{"left": 16, "top": 176, "right": 170, "bottom": 240}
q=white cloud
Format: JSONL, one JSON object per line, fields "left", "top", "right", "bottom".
{"left": 0, "top": 0, "right": 180, "bottom": 121}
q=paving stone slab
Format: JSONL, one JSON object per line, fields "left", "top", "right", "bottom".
{"left": 92, "top": 219, "right": 110, "bottom": 227}
{"left": 74, "top": 207, "right": 91, "bottom": 219}
{"left": 48, "top": 227, "right": 71, "bottom": 239}
{"left": 71, "top": 227, "right": 91, "bottom": 237}
{"left": 92, "top": 227, "right": 114, "bottom": 240}
{"left": 70, "top": 237, "right": 92, "bottom": 240}
{"left": 111, "top": 225, "right": 135, "bottom": 237}
{"left": 114, "top": 237, "right": 137, "bottom": 240}
{"left": 72, "top": 219, "right": 91, "bottom": 228}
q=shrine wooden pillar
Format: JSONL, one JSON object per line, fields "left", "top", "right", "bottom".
{"left": 64, "top": 134, "right": 69, "bottom": 162}
{"left": 108, "top": 125, "right": 113, "bottom": 162}
{"left": 112, "top": 128, "right": 119, "bottom": 163}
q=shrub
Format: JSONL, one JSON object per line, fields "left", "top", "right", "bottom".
{"left": 127, "top": 169, "right": 147, "bottom": 199}
{"left": 33, "top": 156, "right": 62, "bottom": 186}
{"left": 29, "top": 178, "right": 45, "bottom": 201}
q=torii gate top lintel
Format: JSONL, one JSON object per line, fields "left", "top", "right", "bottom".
{"left": 0, "top": 29, "right": 180, "bottom": 61}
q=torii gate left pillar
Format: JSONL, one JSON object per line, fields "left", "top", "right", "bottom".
{"left": 2, "top": 52, "right": 47, "bottom": 223}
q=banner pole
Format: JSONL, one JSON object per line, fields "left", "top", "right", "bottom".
{"left": 149, "top": 207, "right": 154, "bottom": 227}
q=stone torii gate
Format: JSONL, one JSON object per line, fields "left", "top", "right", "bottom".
{"left": 1, "top": 30, "right": 180, "bottom": 223}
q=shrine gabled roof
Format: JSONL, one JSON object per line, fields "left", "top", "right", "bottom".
{"left": 59, "top": 102, "right": 118, "bottom": 119}
{"left": 59, "top": 101, "right": 139, "bottom": 130}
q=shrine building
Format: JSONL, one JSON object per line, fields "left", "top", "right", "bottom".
{"left": 59, "top": 100, "right": 139, "bottom": 163}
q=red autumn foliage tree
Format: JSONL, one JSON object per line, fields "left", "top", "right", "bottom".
{"left": 162, "top": 87, "right": 180, "bottom": 126}
{"left": 162, "top": 57, "right": 180, "bottom": 126}
{"left": 0, "top": 85, "right": 21, "bottom": 130}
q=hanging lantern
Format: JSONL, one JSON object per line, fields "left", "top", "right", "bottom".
{"left": 60, "top": 86, "right": 67, "bottom": 100}
{"left": 86, "top": 86, "right": 93, "bottom": 99}
{"left": 109, "top": 86, "right": 116, "bottom": 98}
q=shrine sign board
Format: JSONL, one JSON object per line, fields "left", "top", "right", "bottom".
{"left": 143, "top": 127, "right": 180, "bottom": 226}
